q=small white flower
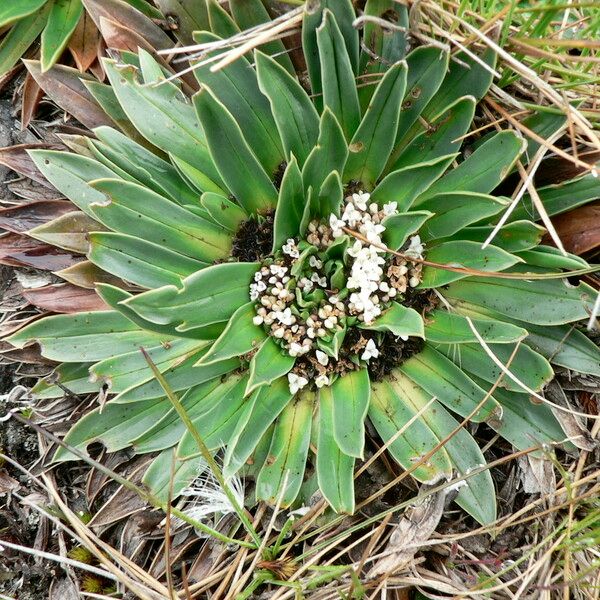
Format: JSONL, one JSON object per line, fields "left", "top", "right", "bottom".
{"left": 288, "top": 373, "right": 308, "bottom": 394}
{"left": 383, "top": 201, "right": 398, "bottom": 216}
{"left": 405, "top": 235, "right": 424, "bottom": 259}
{"left": 315, "top": 350, "right": 329, "bottom": 366}
{"left": 253, "top": 315, "right": 264, "bottom": 326}
{"left": 288, "top": 342, "right": 303, "bottom": 357}
{"left": 276, "top": 307, "right": 294, "bottom": 325}
{"left": 361, "top": 339, "right": 380, "bottom": 361}
{"left": 309, "top": 256, "right": 322, "bottom": 269}
{"left": 315, "top": 374, "right": 330, "bottom": 388}
{"left": 282, "top": 238, "right": 300, "bottom": 258}
{"left": 409, "top": 276, "right": 420, "bottom": 288}
{"left": 254, "top": 272, "right": 263, "bottom": 282}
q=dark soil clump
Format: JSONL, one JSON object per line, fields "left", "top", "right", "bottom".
{"left": 231, "top": 211, "right": 275, "bottom": 262}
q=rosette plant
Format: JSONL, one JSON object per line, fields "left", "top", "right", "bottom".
{"left": 6, "top": 0, "right": 600, "bottom": 525}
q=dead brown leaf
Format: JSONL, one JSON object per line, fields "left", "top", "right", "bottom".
{"left": 0, "top": 201, "right": 73, "bottom": 234}
{"left": 0, "top": 470, "right": 20, "bottom": 495}
{"left": 545, "top": 201, "right": 600, "bottom": 256}
{"left": 0, "top": 232, "right": 80, "bottom": 270}
{"left": 68, "top": 12, "right": 102, "bottom": 72}
{"left": 22, "top": 284, "right": 109, "bottom": 313}
{"left": 20, "top": 73, "right": 44, "bottom": 130}
{"left": 0, "top": 143, "right": 63, "bottom": 187}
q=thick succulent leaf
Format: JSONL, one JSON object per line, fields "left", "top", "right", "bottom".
{"left": 0, "top": 9, "right": 50, "bottom": 77}
{"left": 382, "top": 211, "right": 433, "bottom": 250}
{"left": 391, "top": 96, "right": 476, "bottom": 172}
{"left": 133, "top": 377, "right": 233, "bottom": 453}
{"left": 521, "top": 110, "right": 567, "bottom": 162}
{"left": 303, "top": 0, "right": 359, "bottom": 104}
{"left": 371, "top": 154, "right": 455, "bottom": 211}
{"left": 438, "top": 341, "right": 554, "bottom": 393}
{"left": 452, "top": 300, "right": 600, "bottom": 377}
{"left": 330, "top": 368, "right": 370, "bottom": 459}
{"left": 122, "top": 262, "right": 258, "bottom": 331}
{"left": 361, "top": 303, "right": 424, "bottom": 339}
{"left": 90, "top": 338, "right": 205, "bottom": 394}
{"left": 89, "top": 232, "right": 207, "bottom": 289}
{"left": 344, "top": 61, "right": 407, "bottom": 189}
{"left": 196, "top": 302, "right": 266, "bottom": 366}
{"left": 205, "top": 0, "right": 239, "bottom": 38}
{"left": 54, "top": 398, "right": 172, "bottom": 461}
{"left": 201, "top": 193, "right": 246, "bottom": 232}
{"left": 417, "top": 192, "right": 507, "bottom": 241}
{"left": 29, "top": 210, "right": 103, "bottom": 254}
{"left": 223, "top": 377, "right": 293, "bottom": 477}
{"left": 400, "top": 345, "right": 501, "bottom": 422}
{"left": 96, "top": 283, "right": 223, "bottom": 341}
{"left": 516, "top": 246, "right": 589, "bottom": 271}
{"left": 358, "top": 0, "right": 408, "bottom": 107}
{"left": 317, "top": 388, "right": 355, "bottom": 513}
{"left": 29, "top": 150, "right": 118, "bottom": 218}
{"left": 103, "top": 59, "right": 224, "bottom": 193}
{"left": 0, "top": 0, "right": 48, "bottom": 27}
{"left": 143, "top": 450, "right": 201, "bottom": 502}
{"left": 255, "top": 51, "right": 320, "bottom": 167}
{"left": 445, "top": 220, "right": 544, "bottom": 253}
{"left": 193, "top": 87, "right": 278, "bottom": 214}
{"left": 445, "top": 277, "right": 595, "bottom": 325}
{"left": 302, "top": 108, "right": 348, "bottom": 196}
{"left": 89, "top": 178, "right": 230, "bottom": 262}
{"left": 8, "top": 311, "right": 168, "bottom": 362}
{"left": 471, "top": 378, "right": 570, "bottom": 453}
{"left": 41, "top": 0, "right": 83, "bottom": 72}
{"left": 272, "top": 157, "right": 304, "bottom": 251}
{"left": 32, "top": 363, "right": 100, "bottom": 399}
{"left": 229, "top": 0, "right": 294, "bottom": 73}
{"left": 369, "top": 377, "right": 453, "bottom": 482}
{"left": 424, "top": 310, "right": 527, "bottom": 344}
{"left": 256, "top": 392, "right": 313, "bottom": 506}
{"left": 419, "top": 241, "right": 521, "bottom": 288}
{"left": 317, "top": 10, "right": 361, "bottom": 141}
{"left": 421, "top": 131, "right": 525, "bottom": 199}
{"left": 193, "top": 32, "right": 283, "bottom": 174}
{"left": 154, "top": 0, "right": 208, "bottom": 44}
{"left": 246, "top": 338, "right": 296, "bottom": 397}
{"left": 511, "top": 172, "right": 600, "bottom": 221}
{"left": 392, "top": 46, "right": 449, "bottom": 152}
{"left": 92, "top": 126, "right": 199, "bottom": 205}
{"left": 84, "top": 81, "right": 138, "bottom": 138}
{"left": 316, "top": 171, "right": 343, "bottom": 218}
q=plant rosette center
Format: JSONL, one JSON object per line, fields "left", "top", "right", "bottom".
{"left": 249, "top": 191, "right": 428, "bottom": 394}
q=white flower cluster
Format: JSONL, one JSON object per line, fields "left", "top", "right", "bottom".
{"left": 329, "top": 192, "right": 399, "bottom": 324}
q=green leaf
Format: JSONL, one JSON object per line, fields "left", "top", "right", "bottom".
{"left": 122, "top": 262, "right": 258, "bottom": 331}
{"left": 84, "top": 81, "right": 138, "bottom": 139}
{"left": 316, "top": 170, "right": 343, "bottom": 218}
{"left": 89, "top": 178, "right": 231, "bottom": 263}
{"left": 29, "top": 150, "right": 118, "bottom": 218}
{"left": 424, "top": 310, "right": 527, "bottom": 344}
{"left": 89, "top": 232, "right": 207, "bottom": 289}
{"left": 361, "top": 303, "right": 424, "bottom": 339}
{"left": 29, "top": 210, "right": 103, "bottom": 254}
{"left": 0, "top": 0, "right": 48, "bottom": 27}
{"left": 205, "top": 0, "right": 239, "bottom": 38}
{"left": 438, "top": 341, "right": 554, "bottom": 393}
{"left": 344, "top": 61, "right": 407, "bottom": 189}
{"left": 445, "top": 276, "right": 595, "bottom": 326}
{"left": 369, "top": 377, "right": 453, "bottom": 482}
{"left": 330, "top": 368, "right": 370, "bottom": 459}
{"left": 371, "top": 154, "right": 455, "bottom": 211}
{"left": 256, "top": 392, "right": 313, "bottom": 506}
{"left": 92, "top": 126, "right": 199, "bottom": 206}
{"left": 201, "top": 192, "right": 246, "bottom": 232}
{"left": 302, "top": 108, "right": 348, "bottom": 196}
{"left": 516, "top": 246, "right": 589, "bottom": 271}
{"left": 382, "top": 211, "right": 433, "bottom": 250}
{"left": 272, "top": 157, "right": 305, "bottom": 251}
{"left": 0, "top": 8, "right": 51, "bottom": 76}
{"left": 417, "top": 192, "right": 507, "bottom": 241}
{"left": 391, "top": 96, "right": 476, "bottom": 172}
{"left": 143, "top": 450, "right": 201, "bottom": 502}
{"left": 192, "top": 32, "right": 283, "bottom": 175}
{"left": 317, "top": 10, "right": 360, "bottom": 141}
{"left": 317, "top": 388, "right": 355, "bottom": 513}
{"left": 303, "top": 0, "right": 358, "bottom": 105}
{"left": 196, "top": 303, "right": 266, "bottom": 366}
{"left": 7, "top": 311, "right": 167, "bottom": 362}
{"left": 392, "top": 46, "right": 449, "bottom": 156}
{"left": 193, "top": 87, "right": 278, "bottom": 214}
{"left": 223, "top": 377, "right": 293, "bottom": 477}
{"left": 103, "top": 59, "right": 224, "bottom": 193}
{"left": 420, "top": 131, "right": 525, "bottom": 199}
{"left": 419, "top": 241, "right": 521, "bottom": 288}
{"left": 41, "top": 0, "right": 83, "bottom": 72}
{"left": 32, "top": 363, "right": 99, "bottom": 399}
{"left": 246, "top": 338, "right": 296, "bottom": 397}
{"left": 255, "top": 51, "right": 320, "bottom": 167}
{"left": 154, "top": 0, "right": 208, "bottom": 44}
{"left": 54, "top": 398, "right": 172, "bottom": 461}
{"left": 445, "top": 220, "right": 544, "bottom": 253}
{"left": 229, "top": 0, "right": 294, "bottom": 73}
{"left": 400, "top": 345, "right": 501, "bottom": 422}
{"left": 511, "top": 172, "right": 600, "bottom": 221}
